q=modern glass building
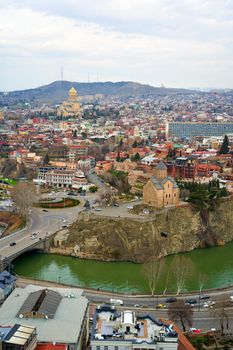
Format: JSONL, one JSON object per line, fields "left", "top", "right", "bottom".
{"left": 167, "top": 122, "right": 233, "bottom": 138}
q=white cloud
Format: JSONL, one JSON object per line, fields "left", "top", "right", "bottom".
{"left": 0, "top": 1, "right": 232, "bottom": 89}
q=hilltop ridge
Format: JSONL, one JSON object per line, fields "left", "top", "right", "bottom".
{"left": 0, "top": 80, "right": 198, "bottom": 106}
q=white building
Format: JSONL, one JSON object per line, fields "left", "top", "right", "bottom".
{"left": 91, "top": 306, "right": 178, "bottom": 350}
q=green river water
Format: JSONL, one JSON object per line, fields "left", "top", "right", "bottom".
{"left": 13, "top": 241, "right": 233, "bottom": 293}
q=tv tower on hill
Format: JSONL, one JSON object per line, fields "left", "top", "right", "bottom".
{"left": 61, "top": 66, "right": 64, "bottom": 81}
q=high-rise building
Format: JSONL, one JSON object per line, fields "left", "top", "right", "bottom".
{"left": 167, "top": 122, "right": 233, "bottom": 138}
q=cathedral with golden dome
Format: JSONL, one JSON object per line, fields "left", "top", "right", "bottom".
{"left": 57, "top": 87, "right": 83, "bottom": 118}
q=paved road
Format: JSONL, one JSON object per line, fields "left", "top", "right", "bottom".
{"left": 16, "top": 276, "right": 233, "bottom": 332}
{"left": 0, "top": 204, "right": 84, "bottom": 260}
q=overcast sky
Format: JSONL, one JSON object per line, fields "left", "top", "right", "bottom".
{"left": 0, "top": 0, "right": 233, "bottom": 90}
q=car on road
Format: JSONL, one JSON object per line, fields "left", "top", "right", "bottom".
{"left": 185, "top": 298, "right": 197, "bottom": 305}
{"left": 165, "top": 297, "right": 177, "bottom": 303}
{"left": 203, "top": 301, "right": 216, "bottom": 308}
{"left": 157, "top": 303, "right": 166, "bottom": 309}
{"left": 30, "top": 233, "right": 37, "bottom": 239}
{"left": 110, "top": 298, "right": 123, "bottom": 306}
{"left": 43, "top": 209, "right": 48, "bottom": 212}
{"left": 189, "top": 328, "right": 202, "bottom": 334}
{"left": 127, "top": 205, "right": 134, "bottom": 210}
{"left": 113, "top": 203, "right": 119, "bottom": 207}
{"left": 95, "top": 208, "right": 102, "bottom": 211}
{"left": 200, "top": 294, "right": 210, "bottom": 300}
{"left": 10, "top": 242, "right": 16, "bottom": 246}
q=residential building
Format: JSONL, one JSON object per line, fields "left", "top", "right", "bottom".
{"left": 45, "top": 170, "right": 74, "bottom": 188}
{"left": 143, "top": 161, "right": 180, "bottom": 209}
{"left": 91, "top": 305, "right": 178, "bottom": 350}
{"left": 0, "top": 270, "right": 16, "bottom": 301}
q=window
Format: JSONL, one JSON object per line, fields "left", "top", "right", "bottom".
{"left": 174, "top": 193, "right": 176, "bottom": 197}
{"left": 114, "top": 347, "right": 118, "bottom": 350}
{"left": 104, "top": 346, "right": 108, "bottom": 350}
{"left": 96, "top": 346, "right": 100, "bottom": 350}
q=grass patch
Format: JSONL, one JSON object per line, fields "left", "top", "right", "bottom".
{"left": 0, "top": 177, "right": 18, "bottom": 185}
{"left": 38, "top": 198, "right": 80, "bottom": 208}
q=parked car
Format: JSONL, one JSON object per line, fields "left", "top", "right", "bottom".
{"left": 10, "top": 242, "right": 16, "bottom": 246}
{"left": 127, "top": 205, "right": 134, "bottom": 210}
{"left": 165, "top": 297, "right": 177, "bottom": 303}
{"left": 95, "top": 208, "right": 102, "bottom": 211}
{"left": 113, "top": 203, "right": 119, "bottom": 207}
{"left": 43, "top": 209, "right": 48, "bottom": 212}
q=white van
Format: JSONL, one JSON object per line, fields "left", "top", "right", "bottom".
{"left": 110, "top": 298, "right": 123, "bottom": 305}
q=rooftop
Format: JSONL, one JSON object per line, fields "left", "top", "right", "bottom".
{"left": 0, "top": 285, "right": 88, "bottom": 344}
{"left": 92, "top": 305, "right": 178, "bottom": 344}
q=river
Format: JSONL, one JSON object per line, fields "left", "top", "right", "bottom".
{"left": 13, "top": 241, "right": 233, "bottom": 293}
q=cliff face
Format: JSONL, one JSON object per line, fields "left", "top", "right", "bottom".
{"left": 64, "top": 198, "right": 233, "bottom": 263}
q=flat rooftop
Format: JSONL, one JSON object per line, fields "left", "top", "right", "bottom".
{"left": 0, "top": 285, "right": 88, "bottom": 344}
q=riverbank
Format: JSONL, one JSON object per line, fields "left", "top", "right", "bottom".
{"left": 16, "top": 275, "right": 233, "bottom": 299}
{"left": 13, "top": 242, "right": 233, "bottom": 293}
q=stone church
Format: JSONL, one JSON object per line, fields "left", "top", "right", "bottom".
{"left": 143, "top": 161, "right": 180, "bottom": 209}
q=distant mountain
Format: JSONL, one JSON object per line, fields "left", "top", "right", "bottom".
{"left": 0, "top": 80, "right": 198, "bottom": 106}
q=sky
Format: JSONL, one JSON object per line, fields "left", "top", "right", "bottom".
{"left": 0, "top": 0, "right": 233, "bottom": 90}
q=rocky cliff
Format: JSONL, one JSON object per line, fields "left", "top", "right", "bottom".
{"left": 62, "top": 197, "right": 233, "bottom": 263}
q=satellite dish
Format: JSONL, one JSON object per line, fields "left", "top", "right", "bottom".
{"left": 19, "top": 314, "right": 24, "bottom": 319}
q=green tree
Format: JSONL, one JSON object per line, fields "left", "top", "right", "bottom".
{"left": 44, "top": 153, "right": 50, "bottom": 165}
{"left": 219, "top": 135, "right": 229, "bottom": 154}
{"left": 131, "top": 152, "right": 141, "bottom": 162}
{"left": 89, "top": 185, "right": 98, "bottom": 193}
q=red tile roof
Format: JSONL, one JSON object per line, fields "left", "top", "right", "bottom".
{"left": 36, "top": 344, "right": 67, "bottom": 350}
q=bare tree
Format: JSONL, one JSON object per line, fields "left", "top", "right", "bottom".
{"left": 162, "top": 263, "right": 171, "bottom": 296}
{"left": 98, "top": 189, "right": 113, "bottom": 206}
{"left": 143, "top": 257, "right": 164, "bottom": 296}
{"left": 11, "top": 182, "right": 37, "bottom": 220}
{"left": 168, "top": 300, "right": 193, "bottom": 332}
{"left": 172, "top": 255, "right": 193, "bottom": 295}
{"left": 211, "top": 296, "right": 232, "bottom": 335}
{"left": 198, "top": 273, "right": 208, "bottom": 294}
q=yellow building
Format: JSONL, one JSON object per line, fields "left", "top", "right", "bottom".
{"left": 143, "top": 161, "right": 180, "bottom": 209}
{"left": 57, "top": 87, "right": 83, "bottom": 118}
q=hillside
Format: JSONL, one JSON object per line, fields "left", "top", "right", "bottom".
{"left": 0, "top": 80, "right": 198, "bottom": 106}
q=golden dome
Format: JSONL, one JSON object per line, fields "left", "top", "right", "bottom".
{"left": 69, "top": 87, "right": 77, "bottom": 94}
